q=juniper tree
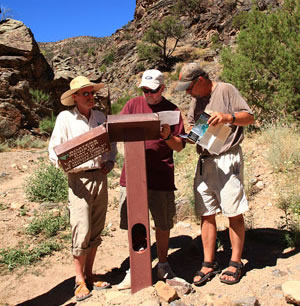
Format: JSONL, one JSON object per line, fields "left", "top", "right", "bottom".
{"left": 220, "top": 0, "right": 300, "bottom": 123}
{"left": 137, "top": 16, "right": 184, "bottom": 68}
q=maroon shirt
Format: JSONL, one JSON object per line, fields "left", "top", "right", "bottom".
{"left": 119, "top": 96, "right": 185, "bottom": 190}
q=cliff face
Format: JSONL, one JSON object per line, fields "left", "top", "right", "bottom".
{"left": 0, "top": 0, "right": 281, "bottom": 140}
{"left": 0, "top": 19, "right": 54, "bottom": 140}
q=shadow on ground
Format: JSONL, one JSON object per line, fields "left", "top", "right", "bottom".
{"left": 167, "top": 227, "right": 299, "bottom": 283}
{"left": 17, "top": 228, "right": 298, "bottom": 306}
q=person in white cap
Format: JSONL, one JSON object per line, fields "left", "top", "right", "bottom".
{"left": 176, "top": 63, "right": 254, "bottom": 286}
{"left": 48, "top": 76, "right": 117, "bottom": 301}
{"left": 117, "top": 69, "right": 185, "bottom": 289}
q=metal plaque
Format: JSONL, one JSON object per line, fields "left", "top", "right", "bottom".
{"left": 53, "top": 125, "right": 110, "bottom": 172}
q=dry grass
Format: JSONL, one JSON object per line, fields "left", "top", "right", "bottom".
{"left": 256, "top": 123, "right": 300, "bottom": 173}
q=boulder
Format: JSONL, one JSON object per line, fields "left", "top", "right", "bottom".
{"left": 0, "top": 19, "right": 54, "bottom": 140}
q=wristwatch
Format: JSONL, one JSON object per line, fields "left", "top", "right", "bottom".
{"left": 231, "top": 114, "right": 236, "bottom": 124}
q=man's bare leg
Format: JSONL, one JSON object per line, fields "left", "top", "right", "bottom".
{"left": 74, "top": 254, "right": 87, "bottom": 283}
{"left": 220, "top": 214, "right": 245, "bottom": 282}
{"left": 74, "top": 254, "right": 88, "bottom": 299}
{"left": 85, "top": 246, "right": 97, "bottom": 279}
{"left": 194, "top": 214, "right": 217, "bottom": 283}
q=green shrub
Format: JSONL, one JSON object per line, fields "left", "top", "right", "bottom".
{"left": 170, "top": 65, "right": 182, "bottom": 81}
{"left": 26, "top": 211, "right": 69, "bottom": 238}
{"left": 99, "top": 64, "right": 107, "bottom": 73}
{"left": 221, "top": 0, "right": 300, "bottom": 123}
{"left": 137, "top": 43, "right": 161, "bottom": 63}
{"left": 39, "top": 113, "right": 56, "bottom": 135}
{"left": 172, "top": 0, "right": 206, "bottom": 18}
{"left": 232, "top": 11, "right": 250, "bottom": 29}
{"left": 132, "top": 86, "right": 143, "bottom": 97}
{"left": 13, "top": 135, "right": 47, "bottom": 149}
{"left": 111, "top": 94, "right": 132, "bottom": 114}
{"left": 102, "top": 50, "right": 115, "bottom": 66}
{"left": 87, "top": 47, "right": 95, "bottom": 56}
{"left": 135, "top": 62, "right": 146, "bottom": 73}
{"left": 277, "top": 189, "right": 300, "bottom": 248}
{"left": 29, "top": 88, "right": 51, "bottom": 106}
{"left": 0, "top": 241, "right": 61, "bottom": 271}
{"left": 24, "top": 163, "right": 68, "bottom": 203}
{"left": 210, "top": 33, "right": 222, "bottom": 50}
{"left": 122, "top": 32, "right": 132, "bottom": 41}
{"left": 224, "top": 0, "right": 237, "bottom": 11}
{"left": 0, "top": 203, "right": 8, "bottom": 210}
{"left": 0, "top": 142, "right": 9, "bottom": 152}
{"left": 114, "top": 152, "right": 124, "bottom": 170}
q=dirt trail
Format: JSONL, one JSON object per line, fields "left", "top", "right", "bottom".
{"left": 0, "top": 141, "right": 299, "bottom": 306}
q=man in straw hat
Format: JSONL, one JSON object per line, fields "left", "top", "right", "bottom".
{"left": 117, "top": 69, "right": 185, "bottom": 290}
{"left": 175, "top": 63, "right": 254, "bottom": 286}
{"left": 49, "top": 76, "right": 117, "bottom": 301}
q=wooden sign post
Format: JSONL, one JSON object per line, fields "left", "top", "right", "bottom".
{"left": 107, "top": 113, "right": 160, "bottom": 294}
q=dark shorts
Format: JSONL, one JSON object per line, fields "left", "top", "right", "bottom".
{"left": 119, "top": 186, "right": 175, "bottom": 231}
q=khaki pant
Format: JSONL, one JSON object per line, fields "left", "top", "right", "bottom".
{"left": 68, "top": 170, "right": 108, "bottom": 257}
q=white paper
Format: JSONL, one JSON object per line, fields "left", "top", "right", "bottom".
{"left": 198, "top": 124, "right": 231, "bottom": 154}
{"left": 158, "top": 111, "right": 180, "bottom": 126}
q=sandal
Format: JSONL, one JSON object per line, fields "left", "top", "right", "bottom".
{"left": 193, "top": 261, "right": 220, "bottom": 286}
{"left": 220, "top": 260, "right": 244, "bottom": 285}
{"left": 74, "top": 281, "right": 92, "bottom": 301}
{"left": 86, "top": 275, "right": 111, "bottom": 291}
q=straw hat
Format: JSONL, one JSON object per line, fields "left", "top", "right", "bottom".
{"left": 61, "top": 76, "right": 105, "bottom": 106}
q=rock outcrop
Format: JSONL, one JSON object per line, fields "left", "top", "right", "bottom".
{"left": 0, "top": 20, "right": 110, "bottom": 140}
{"left": 0, "top": 19, "right": 54, "bottom": 140}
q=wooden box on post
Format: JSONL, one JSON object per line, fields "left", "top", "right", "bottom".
{"left": 107, "top": 113, "right": 160, "bottom": 142}
{"left": 53, "top": 125, "right": 110, "bottom": 172}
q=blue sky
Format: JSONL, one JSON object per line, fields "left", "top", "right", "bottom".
{"left": 3, "top": 0, "right": 136, "bottom": 42}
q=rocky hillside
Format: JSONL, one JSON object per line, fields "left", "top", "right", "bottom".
{"left": 0, "top": 0, "right": 281, "bottom": 140}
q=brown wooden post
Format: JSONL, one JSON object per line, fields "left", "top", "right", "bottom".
{"left": 107, "top": 114, "right": 160, "bottom": 293}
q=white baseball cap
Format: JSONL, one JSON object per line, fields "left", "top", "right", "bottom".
{"left": 138, "top": 69, "right": 164, "bottom": 90}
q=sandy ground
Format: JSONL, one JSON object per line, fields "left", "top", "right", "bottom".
{"left": 0, "top": 140, "right": 299, "bottom": 306}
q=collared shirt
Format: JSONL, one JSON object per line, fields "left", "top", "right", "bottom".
{"left": 48, "top": 107, "right": 117, "bottom": 173}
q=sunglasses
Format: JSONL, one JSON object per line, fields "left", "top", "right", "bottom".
{"left": 141, "top": 86, "right": 161, "bottom": 94}
{"left": 76, "top": 91, "right": 96, "bottom": 97}
{"left": 186, "top": 78, "right": 198, "bottom": 92}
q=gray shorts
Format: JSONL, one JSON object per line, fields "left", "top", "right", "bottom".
{"left": 68, "top": 170, "right": 108, "bottom": 257}
{"left": 194, "top": 145, "right": 248, "bottom": 217}
{"left": 119, "top": 186, "right": 175, "bottom": 231}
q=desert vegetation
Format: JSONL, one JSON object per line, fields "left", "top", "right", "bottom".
{"left": 0, "top": 0, "right": 299, "bottom": 276}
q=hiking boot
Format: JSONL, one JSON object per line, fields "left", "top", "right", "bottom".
{"left": 157, "top": 262, "right": 176, "bottom": 280}
{"left": 117, "top": 269, "right": 131, "bottom": 290}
